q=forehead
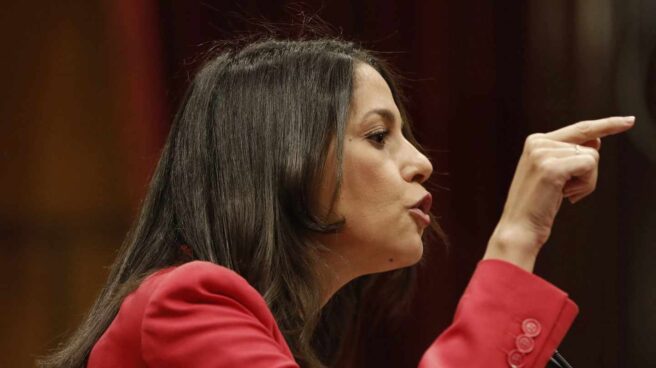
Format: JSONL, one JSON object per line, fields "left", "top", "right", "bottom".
{"left": 350, "top": 63, "right": 399, "bottom": 119}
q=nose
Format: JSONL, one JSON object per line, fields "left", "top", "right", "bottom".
{"left": 401, "top": 140, "right": 433, "bottom": 184}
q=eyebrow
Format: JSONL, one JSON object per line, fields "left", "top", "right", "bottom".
{"left": 361, "top": 108, "right": 404, "bottom": 129}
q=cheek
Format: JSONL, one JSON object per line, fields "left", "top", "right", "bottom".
{"left": 339, "top": 152, "right": 402, "bottom": 226}
{"left": 337, "top": 153, "right": 424, "bottom": 269}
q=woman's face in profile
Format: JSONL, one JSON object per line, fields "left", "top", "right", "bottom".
{"left": 316, "top": 63, "right": 433, "bottom": 277}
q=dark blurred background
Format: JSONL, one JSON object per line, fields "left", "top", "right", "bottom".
{"left": 1, "top": 1, "right": 655, "bottom": 367}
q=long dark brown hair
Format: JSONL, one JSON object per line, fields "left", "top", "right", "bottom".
{"left": 38, "top": 37, "right": 444, "bottom": 368}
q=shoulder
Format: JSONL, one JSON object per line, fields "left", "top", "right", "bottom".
{"left": 147, "top": 261, "right": 273, "bottom": 325}
{"left": 91, "top": 261, "right": 295, "bottom": 367}
{"left": 152, "top": 261, "right": 259, "bottom": 299}
{"left": 140, "top": 261, "right": 295, "bottom": 366}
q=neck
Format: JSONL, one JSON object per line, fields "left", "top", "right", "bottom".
{"left": 315, "top": 248, "right": 361, "bottom": 307}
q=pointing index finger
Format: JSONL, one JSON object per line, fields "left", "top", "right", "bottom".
{"left": 544, "top": 116, "right": 635, "bottom": 144}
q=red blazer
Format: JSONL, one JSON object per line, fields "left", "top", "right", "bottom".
{"left": 88, "top": 259, "right": 578, "bottom": 367}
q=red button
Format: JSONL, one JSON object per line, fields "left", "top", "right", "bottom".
{"left": 522, "top": 318, "right": 541, "bottom": 337}
{"left": 515, "top": 334, "right": 535, "bottom": 353}
{"left": 507, "top": 349, "right": 524, "bottom": 367}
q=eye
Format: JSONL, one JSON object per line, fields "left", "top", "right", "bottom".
{"left": 366, "top": 129, "right": 389, "bottom": 146}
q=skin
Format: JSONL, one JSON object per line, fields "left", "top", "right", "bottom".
{"left": 315, "top": 62, "right": 635, "bottom": 304}
{"left": 314, "top": 63, "right": 433, "bottom": 302}
{"left": 484, "top": 116, "right": 635, "bottom": 271}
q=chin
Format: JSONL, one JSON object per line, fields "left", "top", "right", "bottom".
{"left": 384, "top": 238, "right": 424, "bottom": 271}
{"left": 404, "top": 240, "right": 425, "bottom": 265}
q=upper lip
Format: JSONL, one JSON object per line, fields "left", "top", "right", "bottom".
{"left": 411, "top": 193, "right": 433, "bottom": 214}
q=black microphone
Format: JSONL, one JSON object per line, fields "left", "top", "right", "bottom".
{"left": 547, "top": 350, "right": 573, "bottom": 368}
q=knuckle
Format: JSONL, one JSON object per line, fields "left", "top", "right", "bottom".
{"left": 536, "top": 158, "right": 555, "bottom": 175}
{"left": 580, "top": 146, "right": 600, "bottom": 162}
{"left": 576, "top": 121, "right": 592, "bottom": 134}
{"left": 590, "top": 149, "right": 600, "bottom": 162}
{"left": 536, "top": 158, "right": 568, "bottom": 187}
{"left": 527, "top": 147, "right": 545, "bottom": 161}
{"left": 524, "top": 134, "right": 545, "bottom": 152}
{"left": 583, "top": 155, "right": 597, "bottom": 169}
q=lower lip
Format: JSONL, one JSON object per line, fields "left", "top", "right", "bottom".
{"left": 408, "top": 208, "right": 431, "bottom": 227}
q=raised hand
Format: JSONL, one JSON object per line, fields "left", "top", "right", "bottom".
{"left": 483, "top": 116, "right": 635, "bottom": 272}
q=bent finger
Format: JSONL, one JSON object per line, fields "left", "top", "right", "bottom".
{"left": 568, "top": 192, "right": 591, "bottom": 204}
{"left": 563, "top": 172, "right": 597, "bottom": 196}
{"left": 581, "top": 138, "right": 602, "bottom": 151}
{"left": 551, "top": 154, "right": 598, "bottom": 182}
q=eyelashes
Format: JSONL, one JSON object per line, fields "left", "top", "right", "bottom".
{"left": 366, "top": 129, "right": 390, "bottom": 147}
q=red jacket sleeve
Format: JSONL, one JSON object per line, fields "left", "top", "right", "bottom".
{"left": 419, "top": 259, "right": 579, "bottom": 368}
{"left": 141, "top": 261, "right": 299, "bottom": 368}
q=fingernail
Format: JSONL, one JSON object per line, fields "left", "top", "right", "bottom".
{"left": 564, "top": 190, "right": 579, "bottom": 198}
{"left": 564, "top": 186, "right": 586, "bottom": 196}
{"left": 624, "top": 116, "right": 636, "bottom": 124}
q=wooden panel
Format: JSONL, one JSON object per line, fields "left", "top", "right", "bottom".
{"left": 4, "top": 1, "right": 652, "bottom": 367}
{"left": 0, "top": 1, "right": 164, "bottom": 367}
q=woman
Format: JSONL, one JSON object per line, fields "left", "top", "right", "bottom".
{"left": 39, "top": 38, "right": 634, "bottom": 368}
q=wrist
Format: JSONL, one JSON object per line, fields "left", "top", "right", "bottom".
{"left": 484, "top": 224, "right": 540, "bottom": 273}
